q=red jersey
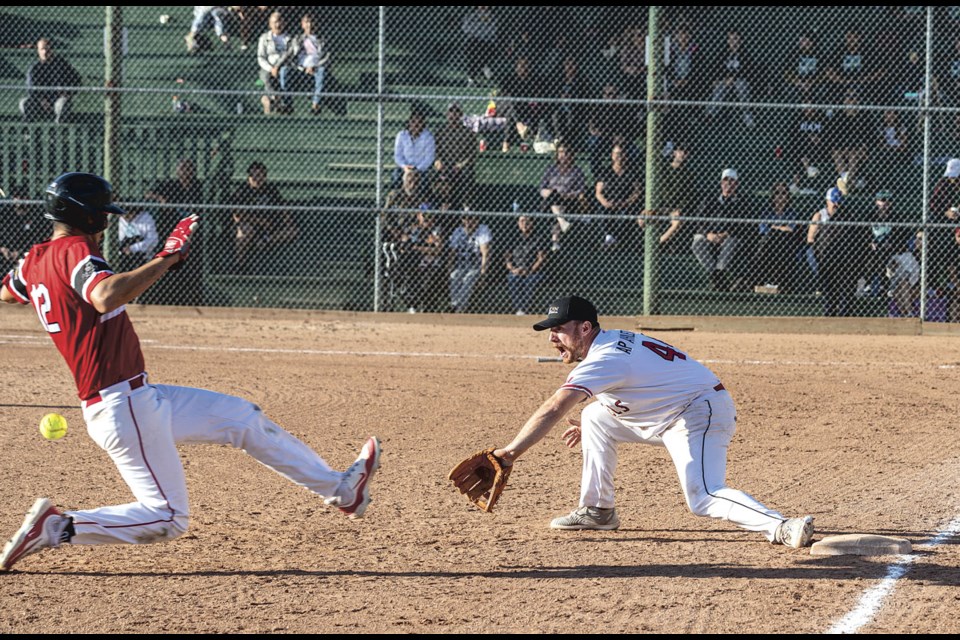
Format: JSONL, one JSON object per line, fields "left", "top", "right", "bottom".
{"left": 3, "top": 235, "right": 145, "bottom": 401}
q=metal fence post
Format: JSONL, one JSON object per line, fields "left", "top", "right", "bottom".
{"left": 642, "top": 5, "right": 661, "bottom": 316}
{"left": 373, "top": 6, "right": 386, "bottom": 312}
{"left": 919, "top": 6, "right": 934, "bottom": 323}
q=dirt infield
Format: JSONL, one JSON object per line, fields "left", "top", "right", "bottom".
{"left": 0, "top": 305, "right": 958, "bottom": 633}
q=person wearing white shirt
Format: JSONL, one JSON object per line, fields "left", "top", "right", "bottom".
{"left": 117, "top": 209, "right": 159, "bottom": 273}
{"left": 256, "top": 11, "right": 295, "bottom": 114}
{"left": 486, "top": 295, "right": 816, "bottom": 548}
{"left": 392, "top": 111, "right": 436, "bottom": 189}
{"left": 281, "top": 13, "right": 331, "bottom": 115}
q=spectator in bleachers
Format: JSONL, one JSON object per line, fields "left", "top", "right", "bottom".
{"left": 892, "top": 44, "right": 940, "bottom": 137}
{"left": 938, "top": 35, "right": 960, "bottom": 106}
{"left": 539, "top": 142, "right": 588, "bottom": 244}
{"left": 586, "top": 80, "right": 641, "bottom": 178}
{"left": 929, "top": 158, "right": 960, "bottom": 318}
{"left": 787, "top": 105, "right": 828, "bottom": 194}
{"left": 281, "top": 12, "right": 330, "bottom": 116}
{"left": 750, "top": 181, "right": 803, "bottom": 294}
{"left": 185, "top": 6, "right": 230, "bottom": 53}
{"left": 18, "top": 38, "right": 81, "bottom": 125}
{"left": 540, "top": 15, "right": 576, "bottom": 80}
{"left": 256, "top": 11, "right": 296, "bottom": 115}
{"left": 229, "top": 161, "right": 298, "bottom": 274}
{"left": 782, "top": 32, "right": 823, "bottom": 104}
{"left": 144, "top": 158, "right": 206, "bottom": 235}
{"left": 448, "top": 209, "right": 492, "bottom": 313}
{"left": 504, "top": 23, "right": 540, "bottom": 71}
{"left": 498, "top": 56, "right": 543, "bottom": 153}
{"left": 884, "top": 228, "right": 951, "bottom": 322}
{"left": 807, "top": 186, "right": 860, "bottom": 316}
{"left": 890, "top": 6, "right": 926, "bottom": 45}
{"left": 231, "top": 6, "right": 271, "bottom": 52}
{"left": 398, "top": 207, "right": 447, "bottom": 314}
{"left": 0, "top": 185, "right": 46, "bottom": 276}
{"left": 504, "top": 215, "right": 548, "bottom": 316}
{"left": 664, "top": 25, "right": 701, "bottom": 103}
{"left": 863, "top": 190, "right": 910, "bottom": 298}
{"left": 934, "top": 112, "right": 960, "bottom": 164}
{"left": 875, "top": 109, "right": 910, "bottom": 185}
{"left": 432, "top": 102, "right": 477, "bottom": 207}
{"left": 661, "top": 24, "right": 702, "bottom": 146}
{"left": 383, "top": 169, "right": 430, "bottom": 246}
{"left": 461, "top": 6, "right": 498, "bottom": 86}
{"left": 886, "top": 229, "right": 922, "bottom": 318}
{"left": 828, "top": 89, "right": 871, "bottom": 192}
{"left": 617, "top": 25, "right": 646, "bottom": 101}
{"left": 141, "top": 158, "right": 207, "bottom": 304}
{"left": 392, "top": 110, "right": 436, "bottom": 190}
{"left": 705, "top": 29, "right": 756, "bottom": 129}
{"left": 594, "top": 143, "right": 642, "bottom": 249}
{"left": 638, "top": 142, "right": 688, "bottom": 252}
{"left": 549, "top": 55, "right": 591, "bottom": 152}
{"left": 380, "top": 170, "right": 431, "bottom": 309}
{"left": 824, "top": 29, "right": 882, "bottom": 100}
{"left": 116, "top": 207, "right": 160, "bottom": 274}
{"left": 691, "top": 168, "right": 747, "bottom": 291}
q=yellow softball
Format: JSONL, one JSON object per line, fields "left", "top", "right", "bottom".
{"left": 39, "top": 413, "right": 68, "bottom": 440}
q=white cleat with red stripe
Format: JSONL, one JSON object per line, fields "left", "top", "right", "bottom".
{"left": 325, "top": 437, "right": 382, "bottom": 519}
{"left": 0, "top": 498, "right": 70, "bottom": 571}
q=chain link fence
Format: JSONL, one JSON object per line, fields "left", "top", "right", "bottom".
{"left": 0, "top": 6, "right": 958, "bottom": 321}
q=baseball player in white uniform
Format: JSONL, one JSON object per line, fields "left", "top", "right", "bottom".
{"left": 0, "top": 172, "right": 381, "bottom": 572}
{"left": 493, "top": 295, "right": 814, "bottom": 548}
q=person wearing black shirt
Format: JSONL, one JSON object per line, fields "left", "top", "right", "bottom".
{"left": 18, "top": 38, "right": 81, "bottom": 124}
{"left": 504, "top": 215, "right": 548, "bottom": 315}
{"left": 230, "top": 161, "right": 298, "bottom": 275}
{"left": 691, "top": 168, "right": 748, "bottom": 291}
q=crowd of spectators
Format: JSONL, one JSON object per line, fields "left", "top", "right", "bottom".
{"left": 5, "top": 6, "right": 960, "bottom": 320}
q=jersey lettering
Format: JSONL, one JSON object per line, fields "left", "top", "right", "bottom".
{"left": 30, "top": 283, "right": 62, "bottom": 334}
{"left": 615, "top": 330, "right": 635, "bottom": 354}
{"left": 607, "top": 400, "right": 630, "bottom": 416}
{"left": 641, "top": 339, "right": 687, "bottom": 362}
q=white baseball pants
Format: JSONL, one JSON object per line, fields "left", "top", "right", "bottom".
{"left": 578, "top": 389, "right": 786, "bottom": 541}
{"left": 68, "top": 379, "right": 343, "bottom": 545}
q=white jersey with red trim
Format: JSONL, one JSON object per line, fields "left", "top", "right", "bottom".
{"left": 561, "top": 329, "right": 721, "bottom": 436}
{"left": 3, "top": 235, "right": 144, "bottom": 400}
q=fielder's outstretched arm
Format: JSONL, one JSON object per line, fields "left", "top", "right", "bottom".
{"left": 494, "top": 388, "right": 586, "bottom": 464}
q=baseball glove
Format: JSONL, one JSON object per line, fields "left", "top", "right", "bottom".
{"left": 448, "top": 448, "right": 512, "bottom": 512}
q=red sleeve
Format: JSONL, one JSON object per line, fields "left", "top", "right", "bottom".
{"left": 65, "top": 240, "right": 114, "bottom": 304}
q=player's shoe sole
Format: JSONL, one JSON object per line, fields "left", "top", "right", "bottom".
{"left": 325, "top": 437, "right": 382, "bottom": 519}
{"left": 0, "top": 498, "right": 63, "bottom": 571}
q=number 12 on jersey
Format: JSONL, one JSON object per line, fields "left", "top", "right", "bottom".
{"left": 30, "top": 283, "right": 62, "bottom": 334}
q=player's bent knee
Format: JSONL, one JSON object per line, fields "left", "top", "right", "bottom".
{"left": 133, "top": 515, "right": 189, "bottom": 544}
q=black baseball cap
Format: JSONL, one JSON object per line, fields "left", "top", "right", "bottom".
{"left": 533, "top": 296, "right": 598, "bottom": 331}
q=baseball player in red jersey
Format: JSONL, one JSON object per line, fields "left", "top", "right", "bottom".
{"left": 492, "top": 295, "right": 815, "bottom": 548}
{"left": 0, "top": 172, "right": 381, "bottom": 571}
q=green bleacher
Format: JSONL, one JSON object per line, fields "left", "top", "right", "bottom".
{"left": 0, "top": 6, "right": 935, "bottom": 315}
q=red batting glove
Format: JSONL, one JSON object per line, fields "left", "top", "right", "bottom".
{"left": 155, "top": 214, "right": 199, "bottom": 271}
